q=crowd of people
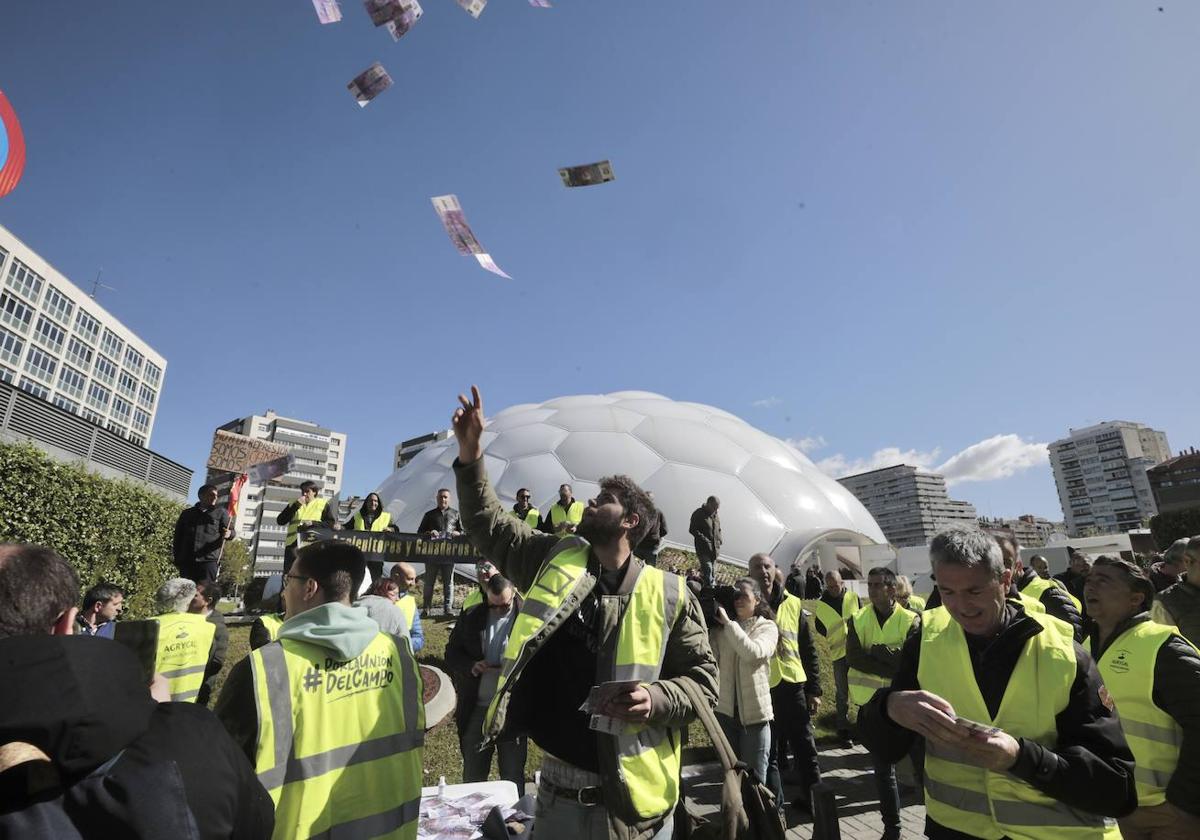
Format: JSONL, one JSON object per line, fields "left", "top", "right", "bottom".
{"left": 3, "top": 386, "right": 1199, "bottom": 840}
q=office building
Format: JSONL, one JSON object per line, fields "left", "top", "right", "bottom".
{"left": 1147, "top": 448, "right": 1200, "bottom": 516}
{"left": 393, "top": 429, "right": 450, "bottom": 471}
{"left": 0, "top": 224, "right": 166, "bottom": 447}
{"left": 1049, "top": 421, "right": 1171, "bottom": 537}
{"left": 977, "top": 514, "right": 1066, "bottom": 549}
{"left": 205, "top": 411, "right": 346, "bottom": 576}
{"left": 838, "top": 464, "right": 979, "bottom": 547}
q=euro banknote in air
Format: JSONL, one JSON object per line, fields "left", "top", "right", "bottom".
{"left": 474, "top": 253, "right": 512, "bottom": 279}
{"left": 529, "top": 0, "right": 552, "bottom": 6}
{"left": 364, "top": 0, "right": 422, "bottom": 38}
{"left": 312, "top": 0, "right": 343, "bottom": 23}
{"left": 348, "top": 63, "right": 392, "bottom": 107}
{"left": 431, "top": 194, "right": 485, "bottom": 255}
{"left": 456, "top": 0, "right": 487, "bottom": 18}
{"left": 558, "top": 160, "right": 615, "bottom": 188}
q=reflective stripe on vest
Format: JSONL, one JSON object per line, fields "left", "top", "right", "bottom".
{"left": 511, "top": 507, "right": 540, "bottom": 528}
{"left": 847, "top": 604, "right": 916, "bottom": 705}
{"left": 251, "top": 632, "right": 424, "bottom": 840}
{"left": 286, "top": 498, "right": 329, "bottom": 546}
{"left": 1096, "top": 620, "right": 1193, "bottom": 807}
{"left": 805, "top": 589, "right": 857, "bottom": 660}
{"left": 769, "top": 593, "right": 808, "bottom": 687}
{"left": 352, "top": 511, "right": 392, "bottom": 532}
{"left": 549, "top": 501, "right": 584, "bottom": 529}
{"left": 259, "top": 613, "right": 285, "bottom": 642}
{"left": 484, "top": 538, "right": 686, "bottom": 821}
{"left": 919, "top": 608, "right": 1120, "bottom": 839}
{"left": 149, "top": 613, "right": 216, "bottom": 702}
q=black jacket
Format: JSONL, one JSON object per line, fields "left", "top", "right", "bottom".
{"left": 767, "top": 584, "right": 821, "bottom": 697}
{"left": 1016, "top": 568, "right": 1085, "bottom": 642}
{"left": 633, "top": 511, "right": 668, "bottom": 561}
{"left": 0, "top": 635, "right": 273, "bottom": 839}
{"left": 417, "top": 506, "right": 462, "bottom": 536}
{"left": 172, "top": 504, "right": 230, "bottom": 567}
{"left": 1089, "top": 612, "right": 1200, "bottom": 817}
{"left": 857, "top": 604, "right": 1137, "bottom": 839}
{"left": 445, "top": 600, "right": 521, "bottom": 733}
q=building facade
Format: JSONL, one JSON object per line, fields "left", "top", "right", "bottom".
{"left": 0, "top": 225, "right": 166, "bottom": 447}
{"left": 977, "top": 514, "right": 1067, "bottom": 549}
{"left": 1049, "top": 421, "right": 1171, "bottom": 537}
{"left": 837, "top": 464, "right": 979, "bottom": 548}
{"left": 205, "top": 411, "right": 346, "bottom": 576}
{"left": 393, "top": 429, "right": 450, "bottom": 471}
{"left": 1147, "top": 448, "right": 1200, "bottom": 516}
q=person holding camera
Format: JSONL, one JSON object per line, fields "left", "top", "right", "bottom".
{"left": 712, "top": 577, "right": 779, "bottom": 788}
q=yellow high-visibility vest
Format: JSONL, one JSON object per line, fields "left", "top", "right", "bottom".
{"left": 548, "top": 501, "right": 584, "bottom": 531}
{"left": 250, "top": 632, "right": 424, "bottom": 840}
{"left": 148, "top": 612, "right": 216, "bottom": 703}
{"left": 285, "top": 497, "right": 328, "bottom": 547}
{"left": 510, "top": 507, "right": 540, "bottom": 528}
{"left": 257, "top": 613, "right": 285, "bottom": 643}
{"left": 1021, "top": 574, "right": 1082, "bottom": 613}
{"left": 904, "top": 594, "right": 926, "bottom": 612}
{"left": 395, "top": 594, "right": 416, "bottom": 629}
{"left": 485, "top": 538, "right": 686, "bottom": 821}
{"left": 804, "top": 589, "right": 858, "bottom": 661}
{"left": 462, "top": 588, "right": 484, "bottom": 612}
{"left": 1096, "top": 620, "right": 1195, "bottom": 807}
{"left": 847, "top": 603, "right": 917, "bottom": 705}
{"left": 352, "top": 511, "right": 392, "bottom": 531}
{"left": 920, "top": 607, "right": 1121, "bottom": 840}
{"left": 769, "top": 592, "right": 808, "bottom": 687}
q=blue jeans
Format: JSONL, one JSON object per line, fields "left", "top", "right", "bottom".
{"left": 530, "top": 779, "right": 673, "bottom": 840}
{"left": 717, "top": 713, "right": 770, "bottom": 786}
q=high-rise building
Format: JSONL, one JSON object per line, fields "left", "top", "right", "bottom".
{"left": 0, "top": 225, "right": 166, "bottom": 447}
{"left": 393, "top": 429, "right": 451, "bottom": 471}
{"left": 1147, "top": 448, "right": 1200, "bottom": 516}
{"left": 837, "top": 464, "right": 979, "bottom": 547}
{"left": 205, "top": 411, "right": 346, "bottom": 576}
{"left": 977, "top": 514, "right": 1066, "bottom": 549}
{"left": 1048, "top": 421, "right": 1171, "bottom": 537}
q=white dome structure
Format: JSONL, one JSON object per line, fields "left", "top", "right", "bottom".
{"left": 374, "top": 392, "right": 886, "bottom": 568}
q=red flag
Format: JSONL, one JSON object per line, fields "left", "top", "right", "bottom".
{"left": 227, "top": 473, "right": 248, "bottom": 522}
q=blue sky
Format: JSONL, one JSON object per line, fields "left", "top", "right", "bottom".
{"left": 1, "top": 1, "right": 1197, "bottom": 520}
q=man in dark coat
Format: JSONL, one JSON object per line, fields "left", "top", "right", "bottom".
{"left": 173, "top": 484, "right": 232, "bottom": 584}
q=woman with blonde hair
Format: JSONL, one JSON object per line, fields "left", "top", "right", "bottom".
{"left": 894, "top": 575, "right": 925, "bottom": 612}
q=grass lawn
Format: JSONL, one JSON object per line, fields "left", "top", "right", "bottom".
{"left": 209, "top": 576, "right": 852, "bottom": 785}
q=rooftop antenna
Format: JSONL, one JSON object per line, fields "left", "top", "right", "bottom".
{"left": 89, "top": 269, "right": 116, "bottom": 300}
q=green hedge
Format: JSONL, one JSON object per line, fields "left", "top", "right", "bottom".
{"left": 0, "top": 441, "right": 184, "bottom": 618}
{"left": 1150, "top": 507, "right": 1200, "bottom": 551}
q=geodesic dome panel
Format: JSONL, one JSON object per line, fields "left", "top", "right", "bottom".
{"left": 374, "top": 392, "right": 886, "bottom": 566}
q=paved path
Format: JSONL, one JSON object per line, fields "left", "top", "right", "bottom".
{"left": 682, "top": 743, "right": 927, "bottom": 840}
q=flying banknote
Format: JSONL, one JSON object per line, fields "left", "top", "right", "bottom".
{"left": 456, "top": 0, "right": 487, "bottom": 18}
{"left": 364, "top": 0, "right": 422, "bottom": 38}
{"left": 528, "top": 0, "right": 552, "bottom": 6}
{"left": 559, "top": 160, "right": 615, "bottom": 188}
{"left": 348, "top": 63, "right": 393, "bottom": 107}
{"left": 431, "top": 195, "right": 512, "bottom": 279}
{"left": 312, "top": 0, "right": 343, "bottom": 23}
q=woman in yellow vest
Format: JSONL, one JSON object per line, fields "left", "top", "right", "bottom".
{"left": 710, "top": 577, "right": 779, "bottom": 787}
{"left": 895, "top": 575, "right": 926, "bottom": 613}
{"left": 344, "top": 492, "right": 397, "bottom": 581}
{"left": 1085, "top": 555, "right": 1200, "bottom": 840}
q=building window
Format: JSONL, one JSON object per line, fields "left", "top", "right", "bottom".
{"left": 65, "top": 336, "right": 93, "bottom": 370}
{"left": 105, "top": 420, "right": 127, "bottom": 436}
{"left": 57, "top": 364, "right": 87, "bottom": 398}
{"left": 5, "top": 259, "right": 44, "bottom": 304}
{"left": 0, "top": 327, "right": 23, "bottom": 367}
{"left": 81, "top": 408, "right": 104, "bottom": 425}
{"left": 0, "top": 246, "right": 7, "bottom": 272}
{"left": 132, "top": 408, "right": 150, "bottom": 432}
{"left": 0, "top": 293, "right": 34, "bottom": 334}
{"left": 144, "top": 361, "right": 161, "bottom": 387}
{"left": 86, "top": 381, "right": 111, "bottom": 410}
{"left": 100, "top": 328, "right": 123, "bottom": 360}
{"left": 33, "top": 316, "right": 66, "bottom": 354}
{"left": 18, "top": 378, "right": 49, "bottom": 399}
{"left": 23, "top": 346, "right": 57, "bottom": 384}
{"left": 128, "top": 433, "right": 146, "bottom": 447}
{"left": 43, "top": 286, "right": 75, "bottom": 325}
{"left": 74, "top": 308, "right": 101, "bottom": 343}
{"left": 327, "top": 463, "right": 338, "bottom": 471}
{"left": 53, "top": 394, "right": 79, "bottom": 413}
{"left": 117, "top": 370, "right": 137, "bottom": 398}
{"left": 136, "top": 383, "right": 156, "bottom": 410}
{"left": 0, "top": 365, "right": 13, "bottom": 384}
{"left": 93, "top": 355, "right": 117, "bottom": 385}
{"left": 111, "top": 395, "right": 132, "bottom": 424}
{"left": 123, "top": 345, "right": 144, "bottom": 373}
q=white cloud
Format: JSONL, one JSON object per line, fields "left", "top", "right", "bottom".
{"left": 752, "top": 396, "right": 783, "bottom": 408}
{"left": 936, "top": 434, "right": 1048, "bottom": 486}
{"left": 816, "top": 446, "right": 941, "bottom": 478}
{"left": 784, "top": 435, "right": 827, "bottom": 454}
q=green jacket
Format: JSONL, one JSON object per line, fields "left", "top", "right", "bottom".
{"left": 454, "top": 456, "right": 718, "bottom": 838}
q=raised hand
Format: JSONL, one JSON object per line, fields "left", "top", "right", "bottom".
{"left": 452, "top": 385, "right": 485, "bottom": 463}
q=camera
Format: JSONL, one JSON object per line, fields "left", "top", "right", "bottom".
{"left": 699, "top": 585, "right": 739, "bottom": 626}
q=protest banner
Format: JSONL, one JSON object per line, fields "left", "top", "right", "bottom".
{"left": 298, "top": 527, "right": 484, "bottom": 567}
{"left": 206, "top": 430, "right": 290, "bottom": 474}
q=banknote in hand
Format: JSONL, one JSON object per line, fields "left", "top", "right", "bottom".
{"left": 348, "top": 62, "right": 393, "bottom": 106}
{"left": 559, "top": 160, "right": 615, "bottom": 188}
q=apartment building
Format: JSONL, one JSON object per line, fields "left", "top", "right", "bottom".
{"left": 837, "top": 464, "right": 979, "bottom": 548}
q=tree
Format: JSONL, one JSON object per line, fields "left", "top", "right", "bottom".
{"left": 1150, "top": 507, "right": 1200, "bottom": 550}
{"left": 218, "top": 538, "right": 253, "bottom": 598}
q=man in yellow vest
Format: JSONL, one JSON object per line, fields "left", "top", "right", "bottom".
{"left": 215, "top": 540, "right": 424, "bottom": 840}
{"left": 461, "top": 559, "right": 498, "bottom": 612}
{"left": 389, "top": 561, "right": 425, "bottom": 653}
{"left": 857, "top": 525, "right": 1137, "bottom": 840}
{"left": 1085, "top": 555, "right": 1200, "bottom": 840}
{"left": 511, "top": 487, "right": 541, "bottom": 528}
{"left": 845, "top": 567, "right": 920, "bottom": 840}
{"left": 451, "top": 385, "right": 718, "bottom": 840}
{"left": 276, "top": 480, "right": 336, "bottom": 574}
{"left": 146, "top": 577, "right": 220, "bottom": 703}
{"left": 749, "top": 552, "right": 823, "bottom": 816}
{"left": 996, "top": 536, "right": 1084, "bottom": 641}
{"left": 809, "top": 569, "right": 860, "bottom": 746}
{"left": 540, "top": 483, "right": 585, "bottom": 535}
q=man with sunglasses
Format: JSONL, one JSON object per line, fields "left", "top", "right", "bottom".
{"left": 511, "top": 488, "right": 540, "bottom": 528}
{"left": 462, "top": 559, "right": 499, "bottom": 613}
{"left": 450, "top": 385, "right": 717, "bottom": 840}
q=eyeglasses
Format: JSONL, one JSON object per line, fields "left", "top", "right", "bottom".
{"left": 488, "top": 602, "right": 513, "bottom": 611}
{"left": 517, "top": 495, "right": 531, "bottom": 501}
{"left": 283, "top": 573, "right": 311, "bottom": 586}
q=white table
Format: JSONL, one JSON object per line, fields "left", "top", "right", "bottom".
{"left": 418, "top": 780, "right": 521, "bottom": 840}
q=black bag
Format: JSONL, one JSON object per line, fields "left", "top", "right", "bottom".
{"left": 673, "top": 677, "right": 787, "bottom": 840}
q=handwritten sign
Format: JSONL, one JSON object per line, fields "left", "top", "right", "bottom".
{"left": 206, "top": 430, "right": 290, "bottom": 474}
